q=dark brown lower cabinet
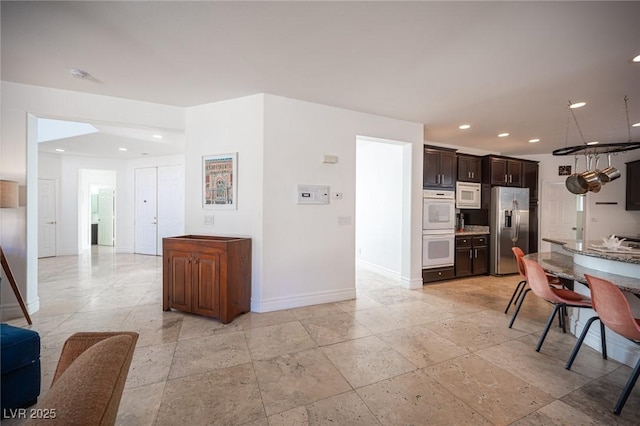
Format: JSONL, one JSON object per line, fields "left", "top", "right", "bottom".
{"left": 163, "top": 235, "right": 251, "bottom": 324}
{"left": 455, "top": 235, "right": 488, "bottom": 277}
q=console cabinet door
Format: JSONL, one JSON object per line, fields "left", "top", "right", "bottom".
{"left": 423, "top": 149, "right": 440, "bottom": 188}
{"left": 165, "top": 250, "right": 192, "bottom": 312}
{"left": 458, "top": 155, "right": 482, "bottom": 183}
{"left": 191, "top": 253, "right": 221, "bottom": 318}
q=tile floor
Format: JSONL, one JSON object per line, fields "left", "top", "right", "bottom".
{"left": 6, "top": 247, "right": 640, "bottom": 425}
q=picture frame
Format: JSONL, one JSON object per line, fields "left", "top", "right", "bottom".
{"left": 558, "top": 165, "right": 572, "bottom": 176}
{"left": 203, "top": 153, "right": 237, "bottom": 209}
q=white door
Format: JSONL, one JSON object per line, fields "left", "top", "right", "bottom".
{"left": 542, "top": 182, "right": 578, "bottom": 241}
{"left": 157, "top": 165, "right": 185, "bottom": 254}
{"left": 98, "top": 188, "right": 115, "bottom": 246}
{"left": 134, "top": 168, "right": 158, "bottom": 255}
{"left": 38, "top": 179, "right": 56, "bottom": 258}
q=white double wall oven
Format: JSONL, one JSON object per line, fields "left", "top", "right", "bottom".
{"left": 422, "top": 190, "right": 456, "bottom": 269}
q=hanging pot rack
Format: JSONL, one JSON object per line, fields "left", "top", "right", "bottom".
{"left": 553, "top": 95, "right": 640, "bottom": 156}
{"left": 552, "top": 141, "right": 640, "bottom": 156}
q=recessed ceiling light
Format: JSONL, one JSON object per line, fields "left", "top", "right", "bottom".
{"left": 569, "top": 102, "right": 586, "bottom": 109}
{"left": 586, "top": 141, "right": 599, "bottom": 145}
{"left": 528, "top": 138, "right": 540, "bottom": 143}
{"left": 632, "top": 122, "right": 640, "bottom": 127}
{"left": 55, "top": 148, "right": 65, "bottom": 152}
{"left": 152, "top": 134, "right": 163, "bottom": 139}
{"left": 459, "top": 124, "right": 471, "bottom": 130}
{"left": 633, "top": 54, "right": 640, "bottom": 63}
{"left": 498, "top": 133, "right": 509, "bottom": 138}
{"left": 119, "top": 147, "right": 128, "bottom": 151}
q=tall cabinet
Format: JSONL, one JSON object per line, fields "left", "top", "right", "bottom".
{"left": 163, "top": 235, "right": 251, "bottom": 324}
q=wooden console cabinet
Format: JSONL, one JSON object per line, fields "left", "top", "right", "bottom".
{"left": 163, "top": 235, "right": 251, "bottom": 324}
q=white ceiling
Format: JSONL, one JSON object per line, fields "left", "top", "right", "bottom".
{"left": 2, "top": 1, "right": 640, "bottom": 158}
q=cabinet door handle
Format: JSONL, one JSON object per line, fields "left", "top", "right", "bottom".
{"left": 505, "top": 174, "right": 508, "bottom": 183}
{"left": 475, "top": 249, "right": 478, "bottom": 258}
{"left": 509, "top": 174, "right": 513, "bottom": 183}
{"left": 469, "top": 250, "right": 472, "bottom": 259}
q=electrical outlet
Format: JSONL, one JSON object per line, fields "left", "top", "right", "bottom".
{"left": 204, "top": 215, "right": 214, "bottom": 225}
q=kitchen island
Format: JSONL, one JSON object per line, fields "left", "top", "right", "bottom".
{"left": 525, "top": 239, "right": 640, "bottom": 367}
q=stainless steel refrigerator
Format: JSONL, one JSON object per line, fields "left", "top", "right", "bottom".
{"left": 490, "top": 186, "right": 529, "bottom": 275}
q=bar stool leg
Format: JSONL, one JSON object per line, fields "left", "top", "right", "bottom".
{"left": 508, "top": 288, "right": 531, "bottom": 328}
{"left": 613, "top": 356, "right": 640, "bottom": 415}
{"left": 505, "top": 280, "right": 526, "bottom": 314}
{"left": 566, "top": 316, "right": 600, "bottom": 370}
{"left": 536, "top": 304, "right": 562, "bottom": 352}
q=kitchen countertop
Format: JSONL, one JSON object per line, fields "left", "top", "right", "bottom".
{"left": 525, "top": 251, "right": 640, "bottom": 295}
{"left": 455, "top": 230, "right": 490, "bottom": 236}
{"left": 542, "top": 238, "right": 640, "bottom": 264}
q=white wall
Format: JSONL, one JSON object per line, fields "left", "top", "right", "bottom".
{"left": 184, "top": 94, "right": 265, "bottom": 307}
{"left": 259, "top": 95, "right": 424, "bottom": 311}
{"left": 0, "top": 82, "right": 184, "bottom": 319}
{"left": 355, "top": 138, "right": 404, "bottom": 276}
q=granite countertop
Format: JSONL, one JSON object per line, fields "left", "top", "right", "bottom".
{"left": 525, "top": 251, "right": 640, "bottom": 295}
{"left": 455, "top": 230, "right": 490, "bottom": 236}
{"left": 542, "top": 238, "right": 640, "bottom": 265}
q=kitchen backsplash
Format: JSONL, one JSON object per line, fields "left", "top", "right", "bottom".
{"left": 463, "top": 225, "right": 490, "bottom": 233}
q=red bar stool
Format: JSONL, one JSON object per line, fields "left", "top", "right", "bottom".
{"left": 578, "top": 274, "right": 640, "bottom": 415}
{"left": 521, "top": 259, "right": 606, "bottom": 354}
{"left": 507, "top": 247, "right": 562, "bottom": 329}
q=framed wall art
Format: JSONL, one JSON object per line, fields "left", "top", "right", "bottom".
{"left": 203, "top": 153, "right": 237, "bottom": 209}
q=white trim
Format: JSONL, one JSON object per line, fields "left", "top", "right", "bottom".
{"left": 251, "top": 288, "right": 356, "bottom": 313}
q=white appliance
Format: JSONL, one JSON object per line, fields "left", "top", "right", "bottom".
{"left": 456, "top": 181, "right": 481, "bottom": 209}
{"left": 422, "top": 190, "right": 455, "bottom": 268}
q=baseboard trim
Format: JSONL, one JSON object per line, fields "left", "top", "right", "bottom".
{"left": 0, "top": 298, "right": 40, "bottom": 322}
{"left": 251, "top": 288, "right": 356, "bottom": 313}
{"left": 356, "top": 260, "right": 422, "bottom": 289}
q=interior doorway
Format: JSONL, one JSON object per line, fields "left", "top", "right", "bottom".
{"left": 355, "top": 136, "right": 412, "bottom": 286}
{"left": 541, "top": 181, "right": 580, "bottom": 242}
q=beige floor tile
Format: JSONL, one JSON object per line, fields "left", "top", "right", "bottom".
{"left": 267, "top": 406, "right": 309, "bottom": 426}
{"left": 357, "top": 369, "right": 491, "bottom": 425}
{"left": 321, "top": 335, "right": 417, "bottom": 388}
{"left": 300, "top": 312, "right": 371, "bottom": 346}
{"left": 424, "top": 353, "right": 555, "bottom": 425}
{"left": 290, "top": 303, "right": 346, "bottom": 321}
{"left": 510, "top": 400, "right": 601, "bottom": 425}
{"left": 377, "top": 324, "right": 469, "bottom": 368}
{"left": 361, "top": 286, "right": 426, "bottom": 305}
{"left": 303, "top": 391, "right": 380, "bottom": 425}
{"left": 351, "top": 306, "right": 415, "bottom": 334}
{"left": 176, "top": 311, "right": 244, "bottom": 341}
{"left": 423, "top": 308, "right": 535, "bottom": 351}
{"left": 476, "top": 335, "right": 600, "bottom": 398}
{"left": 156, "top": 363, "right": 265, "bottom": 425}
{"left": 334, "top": 294, "right": 383, "bottom": 312}
{"left": 125, "top": 342, "right": 176, "bottom": 389}
{"left": 116, "top": 381, "right": 165, "bottom": 426}
{"left": 239, "top": 309, "right": 298, "bottom": 330}
{"left": 169, "top": 331, "right": 251, "bottom": 379}
{"left": 47, "top": 307, "right": 134, "bottom": 336}
{"left": 253, "top": 348, "right": 351, "bottom": 416}
{"left": 244, "top": 321, "right": 317, "bottom": 360}
{"left": 560, "top": 365, "right": 640, "bottom": 425}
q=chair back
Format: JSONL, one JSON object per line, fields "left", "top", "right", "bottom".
{"left": 521, "top": 258, "right": 562, "bottom": 302}
{"left": 585, "top": 274, "right": 640, "bottom": 341}
{"left": 512, "top": 247, "right": 526, "bottom": 278}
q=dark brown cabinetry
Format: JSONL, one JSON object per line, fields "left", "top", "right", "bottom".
{"left": 163, "top": 235, "right": 251, "bottom": 324}
{"left": 627, "top": 160, "right": 640, "bottom": 210}
{"left": 423, "top": 146, "right": 456, "bottom": 189}
{"left": 485, "top": 157, "right": 522, "bottom": 187}
{"left": 455, "top": 235, "right": 488, "bottom": 277}
{"left": 422, "top": 266, "right": 455, "bottom": 284}
{"left": 457, "top": 154, "right": 482, "bottom": 183}
{"left": 522, "top": 161, "right": 539, "bottom": 201}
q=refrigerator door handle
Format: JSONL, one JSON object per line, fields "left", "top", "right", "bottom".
{"left": 512, "top": 200, "right": 520, "bottom": 242}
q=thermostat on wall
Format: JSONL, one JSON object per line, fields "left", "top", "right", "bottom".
{"left": 297, "top": 185, "right": 329, "bottom": 205}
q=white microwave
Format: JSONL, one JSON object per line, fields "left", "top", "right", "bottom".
{"left": 456, "top": 182, "right": 481, "bottom": 209}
